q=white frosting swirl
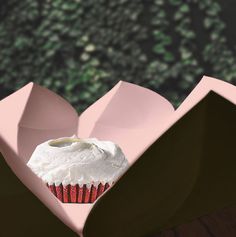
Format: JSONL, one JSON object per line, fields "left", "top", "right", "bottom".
{"left": 27, "top": 135, "right": 129, "bottom": 187}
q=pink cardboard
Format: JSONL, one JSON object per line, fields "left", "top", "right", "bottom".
{"left": 0, "top": 79, "right": 174, "bottom": 235}
{"left": 0, "top": 75, "right": 235, "bottom": 236}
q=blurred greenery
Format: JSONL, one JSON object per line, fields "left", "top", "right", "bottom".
{"left": 0, "top": 0, "right": 236, "bottom": 112}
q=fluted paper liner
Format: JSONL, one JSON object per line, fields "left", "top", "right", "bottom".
{"left": 47, "top": 183, "right": 110, "bottom": 203}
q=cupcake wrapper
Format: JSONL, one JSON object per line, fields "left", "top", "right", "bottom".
{"left": 47, "top": 183, "right": 111, "bottom": 203}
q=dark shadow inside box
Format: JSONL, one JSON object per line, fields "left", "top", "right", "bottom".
{"left": 150, "top": 204, "right": 236, "bottom": 237}
{"left": 84, "top": 91, "right": 236, "bottom": 237}
{"left": 0, "top": 152, "right": 78, "bottom": 237}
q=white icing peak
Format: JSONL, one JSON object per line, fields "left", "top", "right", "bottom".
{"left": 27, "top": 135, "right": 129, "bottom": 187}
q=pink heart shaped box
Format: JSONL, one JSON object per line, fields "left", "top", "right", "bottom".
{"left": 1, "top": 75, "right": 236, "bottom": 236}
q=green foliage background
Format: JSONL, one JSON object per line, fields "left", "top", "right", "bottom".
{"left": 0, "top": 0, "right": 236, "bottom": 112}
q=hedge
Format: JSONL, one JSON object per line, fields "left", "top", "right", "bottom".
{"left": 0, "top": 0, "right": 236, "bottom": 112}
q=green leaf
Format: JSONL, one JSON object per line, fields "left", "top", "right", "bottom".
{"left": 180, "top": 4, "right": 190, "bottom": 13}
{"left": 164, "top": 52, "right": 174, "bottom": 62}
{"left": 153, "top": 44, "right": 166, "bottom": 54}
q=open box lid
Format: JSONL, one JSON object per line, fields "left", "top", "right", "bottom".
{"left": 0, "top": 79, "right": 174, "bottom": 236}
{"left": 84, "top": 76, "right": 236, "bottom": 236}
{"left": 1, "top": 76, "right": 236, "bottom": 237}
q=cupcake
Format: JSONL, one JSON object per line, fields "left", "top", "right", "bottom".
{"left": 27, "top": 135, "right": 129, "bottom": 203}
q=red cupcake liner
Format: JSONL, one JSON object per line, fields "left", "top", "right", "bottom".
{"left": 47, "top": 182, "right": 111, "bottom": 203}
